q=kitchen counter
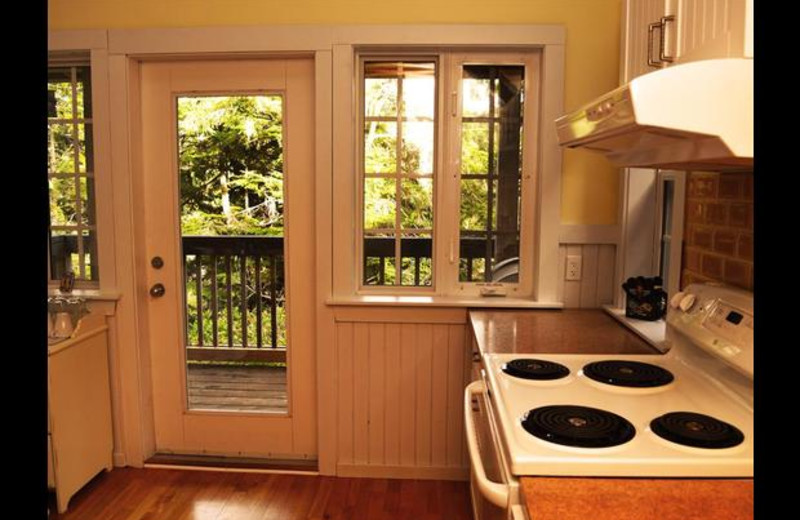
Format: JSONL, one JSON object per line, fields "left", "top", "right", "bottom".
{"left": 469, "top": 309, "right": 659, "bottom": 355}
{"left": 520, "top": 477, "right": 754, "bottom": 520}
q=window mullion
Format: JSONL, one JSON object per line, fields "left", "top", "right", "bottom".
{"left": 484, "top": 69, "right": 496, "bottom": 282}
{"left": 70, "top": 66, "right": 87, "bottom": 281}
{"left": 394, "top": 74, "right": 403, "bottom": 285}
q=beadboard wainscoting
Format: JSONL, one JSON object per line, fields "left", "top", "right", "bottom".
{"left": 333, "top": 308, "right": 471, "bottom": 480}
{"left": 559, "top": 244, "right": 617, "bottom": 309}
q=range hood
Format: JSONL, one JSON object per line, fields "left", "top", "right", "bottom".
{"left": 555, "top": 58, "right": 753, "bottom": 171}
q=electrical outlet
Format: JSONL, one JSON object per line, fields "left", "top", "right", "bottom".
{"left": 566, "top": 255, "right": 582, "bottom": 281}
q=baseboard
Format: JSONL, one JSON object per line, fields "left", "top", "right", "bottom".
{"left": 113, "top": 452, "right": 127, "bottom": 467}
{"left": 336, "top": 463, "right": 469, "bottom": 481}
{"left": 145, "top": 453, "right": 318, "bottom": 474}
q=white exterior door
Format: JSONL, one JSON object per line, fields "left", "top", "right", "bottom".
{"left": 139, "top": 58, "right": 317, "bottom": 460}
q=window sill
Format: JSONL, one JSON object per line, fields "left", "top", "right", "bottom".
{"left": 48, "top": 288, "right": 121, "bottom": 317}
{"left": 327, "top": 295, "right": 563, "bottom": 309}
{"left": 602, "top": 304, "right": 668, "bottom": 353}
{"left": 48, "top": 287, "right": 121, "bottom": 302}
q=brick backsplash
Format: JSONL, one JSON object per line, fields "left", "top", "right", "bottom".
{"left": 681, "top": 171, "right": 754, "bottom": 291}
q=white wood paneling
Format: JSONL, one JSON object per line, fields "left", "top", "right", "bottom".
{"left": 332, "top": 308, "right": 470, "bottom": 480}
{"left": 560, "top": 244, "right": 618, "bottom": 309}
{"left": 676, "top": 0, "right": 750, "bottom": 63}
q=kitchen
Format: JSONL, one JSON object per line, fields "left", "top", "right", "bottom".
{"left": 43, "top": 1, "right": 755, "bottom": 519}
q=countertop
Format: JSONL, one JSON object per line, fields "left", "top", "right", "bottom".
{"left": 520, "top": 477, "right": 754, "bottom": 520}
{"left": 469, "top": 309, "right": 660, "bottom": 355}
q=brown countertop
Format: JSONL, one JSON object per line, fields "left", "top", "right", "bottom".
{"left": 520, "top": 477, "right": 754, "bottom": 520}
{"left": 469, "top": 309, "right": 659, "bottom": 355}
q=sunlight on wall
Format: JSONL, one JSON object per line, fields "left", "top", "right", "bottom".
{"left": 49, "top": 0, "right": 622, "bottom": 225}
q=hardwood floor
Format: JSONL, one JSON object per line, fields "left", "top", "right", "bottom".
{"left": 187, "top": 365, "right": 288, "bottom": 412}
{"left": 49, "top": 468, "right": 474, "bottom": 520}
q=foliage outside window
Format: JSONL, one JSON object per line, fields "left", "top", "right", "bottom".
{"left": 359, "top": 55, "right": 531, "bottom": 293}
{"left": 459, "top": 65, "right": 524, "bottom": 283}
{"left": 362, "top": 61, "right": 436, "bottom": 287}
{"left": 48, "top": 63, "right": 99, "bottom": 284}
{"left": 177, "top": 95, "right": 288, "bottom": 349}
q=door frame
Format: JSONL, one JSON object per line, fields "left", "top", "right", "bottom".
{"left": 138, "top": 58, "right": 318, "bottom": 458}
{"left": 105, "top": 48, "right": 335, "bottom": 472}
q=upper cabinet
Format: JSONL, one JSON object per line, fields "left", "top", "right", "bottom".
{"left": 621, "top": 0, "right": 753, "bottom": 83}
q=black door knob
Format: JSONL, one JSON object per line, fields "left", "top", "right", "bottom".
{"left": 150, "top": 283, "right": 166, "bottom": 298}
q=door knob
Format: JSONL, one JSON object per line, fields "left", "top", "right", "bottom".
{"left": 150, "top": 283, "right": 166, "bottom": 298}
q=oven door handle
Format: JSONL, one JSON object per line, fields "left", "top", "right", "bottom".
{"left": 464, "top": 380, "right": 509, "bottom": 509}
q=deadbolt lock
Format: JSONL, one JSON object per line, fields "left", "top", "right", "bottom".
{"left": 150, "top": 283, "right": 166, "bottom": 298}
{"left": 151, "top": 256, "right": 164, "bottom": 269}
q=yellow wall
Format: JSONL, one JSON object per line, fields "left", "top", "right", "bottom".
{"left": 49, "top": 0, "right": 621, "bottom": 225}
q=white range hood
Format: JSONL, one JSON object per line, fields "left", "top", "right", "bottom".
{"left": 555, "top": 58, "right": 753, "bottom": 171}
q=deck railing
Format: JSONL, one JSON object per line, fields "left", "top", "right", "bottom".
{"left": 182, "top": 236, "right": 285, "bottom": 352}
{"left": 362, "top": 236, "right": 491, "bottom": 284}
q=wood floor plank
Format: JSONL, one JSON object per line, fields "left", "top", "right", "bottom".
{"left": 185, "top": 365, "right": 288, "bottom": 412}
{"left": 49, "top": 468, "right": 472, "bottom": 520}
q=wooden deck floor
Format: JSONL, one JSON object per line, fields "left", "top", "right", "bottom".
{"left": 187, "top": 365, "right": 287, "bottom": 412}
{"left": 49, "top": 467, "right": 473, "bottom": 520}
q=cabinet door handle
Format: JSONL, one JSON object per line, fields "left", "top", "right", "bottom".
{"left": 647, "top": 20, "right": 663, "bottom": 68}
{"left": 659, "top": 15, "right": 676, "bottom": 63}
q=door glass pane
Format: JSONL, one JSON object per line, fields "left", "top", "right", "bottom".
{"left": 459, "top": 65, "right": 524, "bottom": 283}
{"left": 177, "top": 95, "right": 287, "bottom": 413}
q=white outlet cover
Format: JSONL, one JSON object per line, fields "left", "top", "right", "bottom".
{"left": 566, "top": 255, "right": 582, "bottom": 280}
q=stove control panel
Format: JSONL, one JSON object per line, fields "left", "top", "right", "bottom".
{"left": 666, "top": 284, "right": 753, "bottom": 378}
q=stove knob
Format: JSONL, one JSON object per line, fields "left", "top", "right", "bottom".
{"left": 679, "top": 293, "right": 697, "bottom": 312}
{"left": 670, "top": 291, "right": 686, "bottom": 309}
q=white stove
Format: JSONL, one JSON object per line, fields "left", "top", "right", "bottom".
{"left": 465, "top": 284, "right": 754, "bottom": 519}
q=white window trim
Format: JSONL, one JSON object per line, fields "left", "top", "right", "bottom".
{"left": 352, "top": 50, "right": 541, "bottom": 297}
{"left": 48, "top": 31, "right": 117, "bottom": 295}
{"left": 327, "top": 27, "right": 565, "bottom": 306}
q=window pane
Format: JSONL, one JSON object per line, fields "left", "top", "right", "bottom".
{"left": 364, "top": 177, "right": 396, "bottom": 230}
{"left": 401, "top": 233, "right": 433, "bottom": 286}
{"left": 49, "top": 230, "right": 78, "bottom": 281}
{"left": 83, "top": 230, "right": 100, "bottom": 281}
{"left": 462, "top": 77, "right": 492, "bottom": 118}
{"left": 48, "top": 124, "right": 77, "bottom": 174}
{"left": 48, "top": 68, "right": 73, "bottom": 119}
{"left": 362, "top": 59, "right": 436, "bottom": 288}
{"left": 459, "top": 65, "right": 524, "bottom": 283}
{"left": 49, "top": 176, "right": 78, "bottom": 226}
{"left": 460, "top": 179, "right": 488, "bottom": 230}
{"left": 402, "top": 121, "right": 434, "bottom": 175}
{"left": 365, "top": 78, "right": 398, "bottom": 117}
{"left": 364, "top": 234, "right": 396, "bottom": 285}
{"left": 400, "top": 178, "right": 433, "bottom": 229}
{"left": 461, "top": 123, "right": 491, "bottom": 175}
{"left": 77, "top": 65, "right": 92, "bottom": 118}
{"left": 77, "top": 124, "right": 89, "bottom": 172}
{"left": 402, "top": 75, "right": 435, "bottom": 119}
{"left": 79, "top": 176, "right": 97, "bottom": 225}
{"left": 364, "top": 122, "right": 397, "bottom": 174}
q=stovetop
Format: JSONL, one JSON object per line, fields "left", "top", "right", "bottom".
{"left": 481, "top": 284, "right": 754, "bottom": 478}
{"left": 483, "top": 352, "right": 753, "bottom": 477}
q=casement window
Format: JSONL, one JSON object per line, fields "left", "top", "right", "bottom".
{"left": 47, "top": 55, "right": 100, "bottom": 285}
{"left": 357, "top": 51, "right": 539, "bottom": 297}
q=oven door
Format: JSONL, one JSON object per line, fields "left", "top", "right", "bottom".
{"left": 465, "top": 379, "right": 525, "bottom": 520}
